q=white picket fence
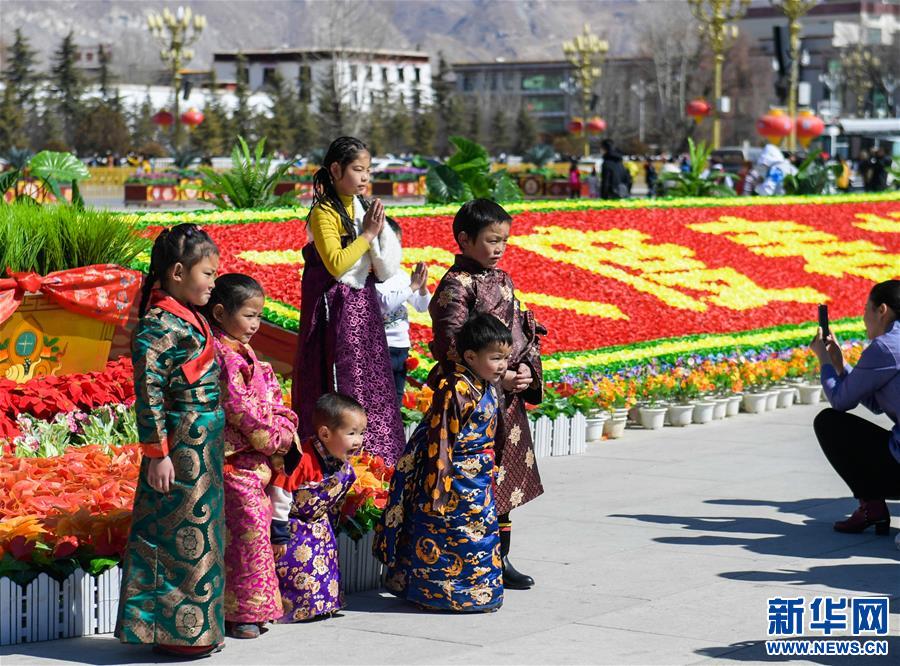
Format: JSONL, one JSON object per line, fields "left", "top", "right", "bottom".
{"left": 403, "top": 412, "right": 588, "bottom": 459}
{"left": 0, "top": 567, "right": 121, "bottom": 646}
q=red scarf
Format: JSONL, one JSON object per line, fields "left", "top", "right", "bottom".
{"left": 149, "top": 290, "right": 215, "bottom": 384}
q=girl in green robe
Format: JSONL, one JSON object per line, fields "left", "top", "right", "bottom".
{"left": 115, "top": 224, "right": 226, "bottom": 658}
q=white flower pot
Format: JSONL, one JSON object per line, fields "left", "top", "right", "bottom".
{"left": 711, "top": 397, "right": 730, "bottom": 420}
{"left": 798, "top": 384, "right": 822, "bottom": 405}
{"left": 602, "top": 416, "right": 627, "bottom": 439}
{"left": 613, "top": 408, "right": 630, "bottom": 421}
{"left": 585, "top": 417, "right": 606, "bottom": 443}
{"left": 777, "top": 386, "right": 796, "bottom": 408}
{"left": 666, "top": 403, "right": 694, "bottom": 427}
{"left": 638, "top": 406, "right": 667, "bottom": 430}
{"left": 726, "top": 394, "right": 742, "bottom": 417}
{"left": 742, "top": 392, "right": 768, "bottom": 414}
{"left": 692, "top": 400, "right": 716, "bottom": 424}
{"left": 764, "top": 390, "right": 779, "bottom": 411}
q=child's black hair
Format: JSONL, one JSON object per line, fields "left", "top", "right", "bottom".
{"left": 201, "top": 273, "right": 265, "bottom": 326}
{"left": 452, "top": 199, "right": 512, "bottom": 248}
{"left": 308, "top": 136, "right": 370, "bottom": 240}
{"left": 457, "top": 312, "right": 513, "bottom": 355}
{"left": 313, "top": 392, "right": 367, "bottom": 431}
{"left": 139, "top": 223, "right": 219, "bottom": 316}
{"left": 869, "top": 280, "right": 900, "bottom": 320}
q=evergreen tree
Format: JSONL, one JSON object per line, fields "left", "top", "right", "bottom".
{"left": 34, "top": 105, "right": 68, "bottom": 152}
{"left": 489, "top": 108, "right": 509, "bottom": 155}
{"left": 50, "top": 31, "right": 84, "bottom": 148}
{"left": 388, "top": 93, "right": 414, "bottom": 154}
{"left": 315, "top": 63, "right": 346, "bottom": 146}
{"left": 231, "top": 52, "right": 253, "bottom": 141}
{"left": 190, "top": 92, "right": 228, "bottom": 158}
{"left": 130, "top": 95, "right": 157, "bottom": 152}
{"left": 3, "top": 28, "right": 39, "bottom": 111}
{"left": 294, "top": 100, "right": 317, "bottom": 154}
{"left": 263, "top": 70, "right": 297, "bottom": 154}
{"left": 0, "top": 85, "right": 27, "bottom": 152}
{"left": 74, "top": 100, "right": 130, "bottom": 156}
{"left": 513, "top": 105, "right": 539, "bottom": 155}
{"left": 432, "top": 52, "right": 454, "bottom": 154}
{"left": 443, "top": 95, "right": 466, "bottom": 153}
{"left": 412, "top": 89, "right": 436, "bottom": 155}
{"left": 98, "top": 44, "right": 112, "bottom": 102}
{"left": 366, "top": 90, "right": 389, "bottom": 156}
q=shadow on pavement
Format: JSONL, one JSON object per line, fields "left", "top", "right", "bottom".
{"left": 610, "top": 498, "right": 900, "bottom": 560}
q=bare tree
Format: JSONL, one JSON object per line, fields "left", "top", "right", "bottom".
{"left": 638, "top": 1, "right": 708, "bottom": 151}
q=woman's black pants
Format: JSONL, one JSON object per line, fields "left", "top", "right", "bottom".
{"left": 813, "top": 408, "right": 900, "bottom": 500}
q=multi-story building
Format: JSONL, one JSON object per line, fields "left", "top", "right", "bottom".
{"left": 450, "top": 59, "right": 576, "bottom": 134}
{"left": 739, "top": 0, "right": 900, "bottom": 119}
{"left": 212, "top": 48, "right": 432, "bottom": 112}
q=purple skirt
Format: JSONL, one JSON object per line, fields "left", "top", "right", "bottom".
{"left": 293, "top": 243, "right": 406, "bottom": 465}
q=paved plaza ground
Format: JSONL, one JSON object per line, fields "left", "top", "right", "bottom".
{"left": 3, "top": 401, "right": 898, "bottom": 665}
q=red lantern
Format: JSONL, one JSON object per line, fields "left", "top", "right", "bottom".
{"left": 685, "top": 98, "right": 712, "bottom": 124}
{"left": 152, "top": 110, "right": 174, "bottom": 127}
{"left": 756, "top": 108, "right": 793, "bottom": 145}
{"left": 180, "top": 107, "right": 204, "bottom": 128}
{"left": 568, "top": 117, "right": 584, "bottom": 134}
{"left": 586, "top": 116, "right": 606, "bottom": 134}
{"left": 795, "top": 109, "right": 824, "bottom": 149}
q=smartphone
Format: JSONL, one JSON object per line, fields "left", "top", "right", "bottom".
{"left": 818, "top": 304, "right": 830, "bottom": 339}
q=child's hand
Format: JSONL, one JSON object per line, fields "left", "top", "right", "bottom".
{"left": 362, "top": 198, "right": 385, "bottom": 241}
{"left": 410, "top": 262, "right": 428, "bottom": 293}
{"left": 273, "top": 543, "right": 287, "bottom": 560}
{"left": 147, "top": 456, "right": 175, "bottom": 493}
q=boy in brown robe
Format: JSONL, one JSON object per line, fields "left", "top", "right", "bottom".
{"left": 427, "top": 198, "right": 546, "bottom": 590}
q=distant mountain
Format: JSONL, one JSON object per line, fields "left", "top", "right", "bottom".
{"left": 0, "top": 0, "right": 642, "bottom": 80}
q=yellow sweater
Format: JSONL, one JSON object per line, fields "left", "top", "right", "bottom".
{"left": 309, "top": 194, "right": 371, "bottom": 277}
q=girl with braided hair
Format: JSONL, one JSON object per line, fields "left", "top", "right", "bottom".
{"left": 292, "top": 136, "right": 406, "bottom": 465}
{"left": 115, "top": 223, "right": 227, "bottom": 658}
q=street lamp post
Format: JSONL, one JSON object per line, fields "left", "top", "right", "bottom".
{"left": 147, "top": 6, "right": 206, "bottom": 151}
{"left": 688, "top": 0, "right": 750, "bottom": 150}
{"left": 630, "top": 79, "right": 649, "bottom": 144}
{"left": 562, "top": 24, "right": 608, "bottom": 158}
{"left": 770, "top": 0, "right": 818, "bottom": 151}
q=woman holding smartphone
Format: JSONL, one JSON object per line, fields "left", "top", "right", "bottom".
{"left": 810, "top": 280, "right": 900, "bottom": 536}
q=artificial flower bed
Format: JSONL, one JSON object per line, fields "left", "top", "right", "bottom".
{"left": 0, "top": 358, "right": 134, "bottom": 448}
{"left": 129, "top": 192, "right": 899, "bottom": 379}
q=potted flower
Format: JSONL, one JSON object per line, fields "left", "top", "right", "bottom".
{"left": 637, "top": 373, "right": 669, "bottom": 430}
{"left": 666, "top": 369, "right": 697, "bottom": 427}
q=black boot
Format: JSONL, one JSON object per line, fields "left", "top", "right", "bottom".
{"left": 500, "top": 525, "right": 534, "bottom": 589}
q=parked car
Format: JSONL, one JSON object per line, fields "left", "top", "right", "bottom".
{"left": 710, "top": 146, "right": 765, "bottom": 175}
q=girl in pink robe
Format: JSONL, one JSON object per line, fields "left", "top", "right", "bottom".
{"left": 204, "top": 274, "right": 299, "bottom": 639}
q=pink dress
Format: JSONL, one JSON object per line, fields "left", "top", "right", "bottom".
{"left": 214, "top": 332, "right": 298, "bottom": 625}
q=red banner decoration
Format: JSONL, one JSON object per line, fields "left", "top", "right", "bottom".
{"left": 0, "top": 264, "right": 142, "bottom": 328}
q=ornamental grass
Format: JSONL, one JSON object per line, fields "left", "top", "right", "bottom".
{"left": 0, "top": 204, "right": 148, "bottom": 276}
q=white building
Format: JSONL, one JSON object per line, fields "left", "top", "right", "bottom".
{"left": 212, "top": 48, "right": 433, "bottom": 112}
